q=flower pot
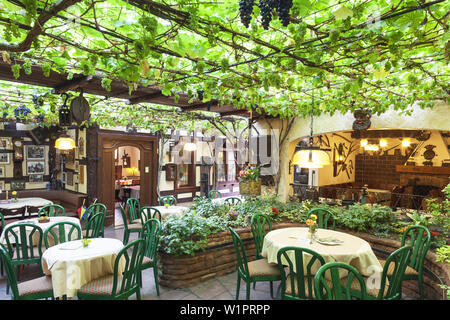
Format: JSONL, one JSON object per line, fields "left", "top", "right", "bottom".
{"left": 239, "top": 180, "right": 261, "bottom": 197}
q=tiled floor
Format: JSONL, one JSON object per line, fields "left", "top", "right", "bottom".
{"left": 0, "top": 223, "right": 278, "bottom": 300}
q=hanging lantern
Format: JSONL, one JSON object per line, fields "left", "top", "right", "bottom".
{"left": 291, "top": 88, "right": 331, "bottom": 169}
{"left": 55, "top": 133, "right": 76, "bottom": 151}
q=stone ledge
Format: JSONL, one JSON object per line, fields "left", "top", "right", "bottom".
{"left": 158, "top": 222, "right": 449, "bottom": 300}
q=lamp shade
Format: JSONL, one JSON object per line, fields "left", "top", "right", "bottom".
{"left": 184, "top": 142, "right": 197, "bottom": 151}
{"left": 55, "top": 135, "right": 76, "bottom": 150}
{"left": 292, "top": 148, "right": 331, "bottom": 168}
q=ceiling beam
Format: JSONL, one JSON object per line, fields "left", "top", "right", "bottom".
{"left": 51, "top": 74, "right": 94, "bottom": 94}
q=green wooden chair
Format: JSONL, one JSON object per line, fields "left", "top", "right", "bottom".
{"left": 3, "top": 223, "right": 45, "bottom": 294}
{"left": 379, "top": 225, "right": 431, "bottom": 300}
{"left": 307, "top": 208, "right": 335, "bottom": 230}
{"left": 229, "top": 227, "right": 281, "bottom": 300}
{"left": 77, "top": 238, "right": 146, "bottom": 300}
{"left": 158, "top": 196, "right": 177, "bottom": 206}
{"left": 43, "top": 221, "right": 82, "bottom": 249}
{"left": 0, "top": 212, "right": 4, "bottom": 276}
{"left": 38, "top": 204, "right": 65, "bottom": 217}
{"left": 0, "top": 245, "right": 54, "bottom": 300}
{"left": 207, "top": 190, "right": 222, "bottom": 199}
{"left": 126, "top": 198, "right": 141, "bottom": 224}
{"left": 277, "top": 246, "right": 326, "bottom": 300}
{"left": 314, "top": 262, "right": 368, "bottom": 300}
{"left": 250, "top": 213, "right": 272, "bottom": 260}
{"left": 119, "top": 203, "right": 142, "bottom": 245}
{"left": 140, "top": 206, "right": 162, "bottom": 223}
{"left": 138, "top": 218, "right": 161, "bottom": 295}
{"left": 84, "top": 212, "right": 106, "bottom": 239}
{"left": 225, "top": 197, "right": 242, "bottom": 206}
{"left": 84, "top": 203, "right": 107, "bottom": 237}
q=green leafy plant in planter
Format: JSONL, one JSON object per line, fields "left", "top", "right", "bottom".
{"left": 435, "top": 245, "right": 450, "bottom": 299}
{"left": 333, "top": 203, "right": 397, "bottom": 234}
{"left": 425, "top": 183, "right": 450, "bottom": 240}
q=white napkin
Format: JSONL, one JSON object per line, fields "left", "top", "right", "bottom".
{"left": 288, "top": 236, "right": 311, "bottom": 245}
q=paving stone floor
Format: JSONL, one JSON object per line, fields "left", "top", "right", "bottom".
{"left": 0, "top": 223, "right": 279, "bottom": 300}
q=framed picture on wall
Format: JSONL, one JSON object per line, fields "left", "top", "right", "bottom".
{"left": 0, "top": 181, "right": 4, "bottom": 190}
{"left": 0, "top": 166, "right": 5, "bottom": 178}
{"left": 67, "top": 171, "right": 73, "bottom": 186}
{"left": 0, "top": 138, "right": 11, "bottom": 150}
{"left": 79, "top": 165, "right": 85, "bottom": 184}
{"left": 29, "top": 174, "right": 43, "bottom": 183}
{"left": 78, "top": 137, "right": 85, "bottom": 158}
{"left": 27, "top": 161, "right": 45, "bottom": 174}
{"left": 13, "top": 139, "right": 24, "bottom": 161}
{"left": 165, "top": 164, "right": 176, "bottom": 181}
{"left": 0, "top": 153, "right": 10, "bottom": 164}
{"left": 10, "top": 180, "right": 25, "bottom": 190}
{"left": 26, "top": 145, "right": 45, "bottom": 160}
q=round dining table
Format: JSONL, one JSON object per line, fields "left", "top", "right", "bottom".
{"left": 261, "top": 227, "right": 383, "bottom": 279}
{"left": 150, "top": 205, "right": 188, "bottom": 220}
{"left": 41, "top": 238, "right": 125, "bottom": 298}
{"left": 0, "top": 216, "right": 81, "bottom": 246}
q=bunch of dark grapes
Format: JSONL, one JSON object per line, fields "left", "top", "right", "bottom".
{"left": 239, "top": 0, "right": 254, "bottom": 28}
{"left": 259, "top": 0, "right": 273, "bottom": 30}
{"left": 277, "top": 0, "right": 293, "bottom": 27}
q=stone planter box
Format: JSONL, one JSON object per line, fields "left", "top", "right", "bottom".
{"left": 158, "top": 221, "right": 450, "bottom": 300}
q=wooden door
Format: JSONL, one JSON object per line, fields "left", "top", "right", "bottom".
{"left": 97, "top": 130, "right": 158, "bottom": 226}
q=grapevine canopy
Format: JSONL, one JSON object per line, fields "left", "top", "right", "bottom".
{"left": 0, "top": 0, "right": 448, "bottom": 131}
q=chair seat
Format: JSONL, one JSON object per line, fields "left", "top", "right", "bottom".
{"left": 18, "top": 275, "right": 53, "bottom": 297}
{"left": 248, "top": 258, "right": 280, "bottom": 278}
{"left": 142, "top": 256, "right": 154, "bottom": 266}
{"left": 285, "top": 273, "right": 332, "bottom": 298}
{"left": 131, "top": 219, "right": 141, "bottom": 224}
{"left": 128, "top": 223, "right": 143, "bottom": 231}
{"left": 379, "top": 259, "right": 418, "bottom": 276}
{"left": 78, "top": 275, "right": 122, "bottom": 296}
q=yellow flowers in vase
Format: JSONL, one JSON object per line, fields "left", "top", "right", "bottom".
{"left": 11, "top": 191, "right": 18, "bottom": 202}
{"left": 306, "top": 214, "right": 318, "bottom": 243}
{"left": 81, "top": 238, "right": 91, "bottom": 247}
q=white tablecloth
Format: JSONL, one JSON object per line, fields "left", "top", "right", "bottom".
{"left": 0, "top": 216, "right": 81, "bottom": 245}
{"left": 150, "top": 205, "right": 188, "bottom": 220}
{"left": 41, "top": 238, "right": 124, "bottom": 298}
{"left": 261, "top": 227, "right": 383, "bottom": 279}
{"left": 118, "top": 186, "right": 140, "bottom": 200}
{"left": 0, "top": 197, "right": 53, "bottom": 210}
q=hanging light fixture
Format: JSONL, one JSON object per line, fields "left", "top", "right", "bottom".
{"left": 184, "top": 131, "right": 197, "bottom": 151}
{"left": 54, "top": 133, "right": 76, "bottom": 151}
{"left": 291, "top": 89, "right": 331, "bottom": 168}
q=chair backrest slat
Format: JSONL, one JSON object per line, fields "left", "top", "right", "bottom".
{"left": 140, "top": 207, "right": 162, "bottom": 223}
{"left": 44, "top": 221, "right": 82, "bottom": 248}
{"left": 38, "top": 204, "right": 65, "bottom": 217}
{"left": 250, "top": 213, "right": 272, "bottom": 260}
{"left": 277, "top": 246, "right": 325, "bottom": 300}
{"left": 401, "top": 226, "right": 431, "bottom": 271}
{"left": 307, "top": 208, "right": 335, "bottom": 230}
{"left": 229, "top": 227, "right": 250, "bottom": 279}
{"left": 158, "top": 196, "right": 177, "bottom": 206}
{"left": 140, "top": 219, "right": 161, "bottom": 260}
{"left": 126, "top": 198, "right": 140, "bottom": 222}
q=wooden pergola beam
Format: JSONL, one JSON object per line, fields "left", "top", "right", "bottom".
{"left": 51, "top": 74, "right": 94, "bottom": 94}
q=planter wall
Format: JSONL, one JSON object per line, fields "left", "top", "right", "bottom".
{"left": 158, "top": 221, "right": 449, "bottom": 300}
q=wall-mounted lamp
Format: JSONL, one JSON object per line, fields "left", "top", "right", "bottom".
{"left": 402, "top": 138, "right": 411, "bottom": 147}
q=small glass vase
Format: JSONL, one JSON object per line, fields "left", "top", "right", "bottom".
{"left": 308, "top": 227, "right": 317, "bottom": 243}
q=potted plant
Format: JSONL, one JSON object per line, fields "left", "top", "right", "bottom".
{"left": 238, "top": 164, "right": 261, "bottom": 196}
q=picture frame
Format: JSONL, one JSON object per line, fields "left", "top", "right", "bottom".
{"left": 13, "top": 138, "right": 24, "bottom": 161}
{"left": 165, "top": 163, "right": 176, "bottom": 181}
{"left": 0, "top": 166, "right": 5, "bottom": 178}
{"left": 66, "top": 171, "right": 73, "bottom": 186}
{"left": 29, "top": 174, "right": 43, "bottom": 183}
{"left": 0, "top": 181, "right": 4, "bottom": 191}
{"left": 74, "top": 174, "right": 79, "bottom": 183}
{"left": 78, "top": 136, "right": 85, "bottom": 158}
{"left": 75, "top": 161, "right": 80, "bottom": 172}
{"left": 0, "top": 152, "right": 10, "bottom": 164}
{"left": 26, "top": 145, "right": 45, "bottom": 160}
{"left": 79, "top": 165, "right": 85, "bottom": 184}
{"left": 0, "top": 138, "right": 11, "bottom": 150}
{"left": 10, "top": 180, "right": 25, "bottom": 191}
{"left": 27, "top": 161, "right": 45, "bottom": 175}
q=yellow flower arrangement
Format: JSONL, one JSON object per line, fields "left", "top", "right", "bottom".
{"left": 306, "top": 219, "right": 316, "bottom": 227}
{"left": 81, "top": 238, "right": 91, "bottom": 247}
{"left": 164, "top": 203, "right": 170, "bottom": 208}
{"left": 11, "top": 191, "right": 17, "bottom": 196}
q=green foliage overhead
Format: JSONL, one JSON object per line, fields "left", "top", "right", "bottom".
{"left": 0, "top": 0, "right": 448, "bottom": 129}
